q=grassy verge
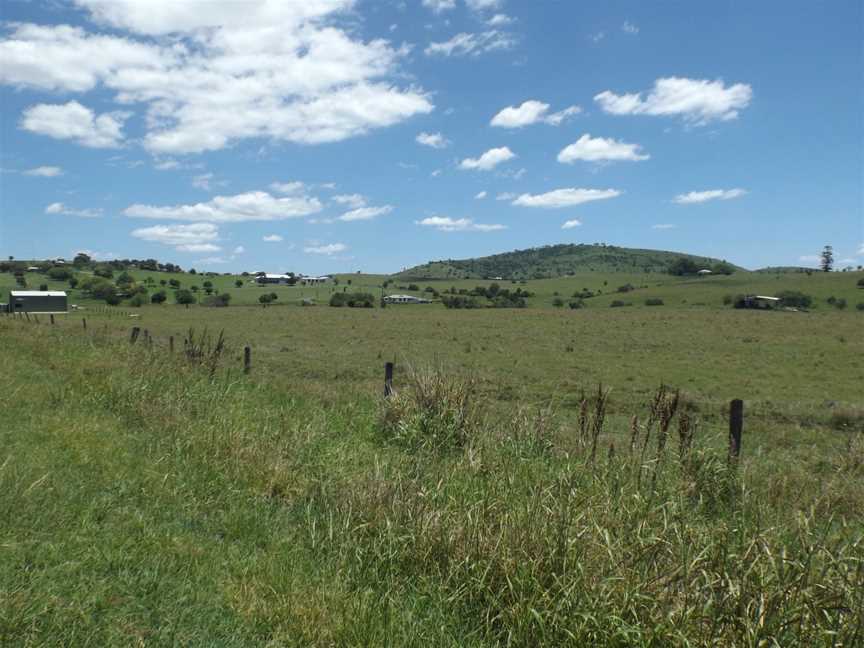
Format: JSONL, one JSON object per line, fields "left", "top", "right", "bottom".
{"left": 1, "top": 317, "right": 862, "bottom": 645}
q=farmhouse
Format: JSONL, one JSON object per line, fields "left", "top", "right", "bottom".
{"left": 384, "top": 294, "right": 431, "bottom": 304}
{"left": 256, "top": 273, "right": 296, "bottom": 285}
{"left": 7, "top": 290, "right": 68, "bottom": 313}
{"left": 300, "top": 275, "right": 330, "bottom": 285}
{"left": 697, "top": 269, "right": 713, "bottom": 275}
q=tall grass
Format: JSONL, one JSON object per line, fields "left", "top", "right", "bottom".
{"left": 1, "top": 317, "right": 862, "bottom": 645}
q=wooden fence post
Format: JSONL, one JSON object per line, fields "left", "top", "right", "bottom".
{"left": 130, "top": 326, "right": 141, "bottom": 344}
{"left": 50, "top": 314, "right": 55, "bottom": 325}
{"left": 244, "top": 346, "right": 251, "bottom": 374}
{"left": 169, "top": 336, "right": 174, "bottom": 353}
{"left": 729, "top": 399, "right": 743, "bottom": 460}
{"left": 384, "top": 362, "right": 394, "bottom": 397}
{"left": 82, "top": 317, "right": 87, "bottom": 330}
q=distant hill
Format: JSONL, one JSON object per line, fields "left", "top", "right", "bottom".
{"left": 396, "top": 244, "right": 743, "bottom": 280}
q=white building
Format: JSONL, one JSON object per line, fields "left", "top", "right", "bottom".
{"left": 384, "top": 294, "right": 431, "bottom": 304}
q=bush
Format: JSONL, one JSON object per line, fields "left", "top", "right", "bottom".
{"left": 776, "top": 291, "right": 812, "bottom": 308}
{"left": 150, "top": 291, "right": 167, "bottom": 304}
{"left": 722, "top": 294, "right": 733, "bottom": 305}
{"left": 857, "top": 278, "right": 864, "bottom": 288}
{"left": 39, "top": 284, "right": 48, "bottom": 291}
{"left": 617, "top": 284, "right": 634, "bottom": 293}
{"left": 552, "top": 297, "right": 565, "bottom": 308}
{"left": 203, "top": 293, "right": 232, "bottom": 307}
{"left": 408, "top": 284, "right": 420, "bottom": 291}
{"left": 568, "top": 299, "right": 584, "bottom": 309}
{"left": 330, "top": 292, "right": 374, "bottom": 308}
{"left": 857, "top": 302, "right": 864, "bottom": 311}
{"left": 667, "top": 257, "right": 700, "bottom": 276}
{"left": 128, "top": 293, "right": 147, "bottom": 307}
{"left": 105, "top": 293, "right": 122, "bottom": 306}
{"left": 829, "top": 407, "right": 864, "bottom": 432}
{"left": 610, "top": 300, "right": 629, "bottom": 308}
{"left": 47, "top": 267, "right": 71, "bottom": 281}
{"left": 833, "top": 298, "right": 847, "bottom": 310}
{"left": 645, "top": 298, "right": 665, "bottom": 306}
{"left": 235, "top": 280, "right": 243, "bottom": 288}
{"left": 442, "top": 296, "right": 480, "bottom": 309}
{"left": 259, "top": 294, "right": 274, "bottom": 306}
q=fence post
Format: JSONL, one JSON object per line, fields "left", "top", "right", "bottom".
{"left": 243, "top": 345, "right": 251, "bottom": 374}
{"left": 169, "top": 336, "right": 174, "bottom": 353}
{"left": 384, "top": 362, "right": 394, "bottom": 397}
{"left": 130, "top": 326, "right": 141, "bottom": 344}
{"left": 82, "top": 317, "right": 87, "bottom": 330}
{"left": 50, "top": 314, "right": 55, "bottom": 325}
{"left": 729, "top": 399, "right": 743, "bottom": 460}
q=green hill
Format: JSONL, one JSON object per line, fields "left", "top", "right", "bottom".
{"left": 397, "top": 244, "right": 743, "bottom": 280}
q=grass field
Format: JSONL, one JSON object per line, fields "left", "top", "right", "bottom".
{"left": 2, "top": 266, "right": 863, "bottom": 644}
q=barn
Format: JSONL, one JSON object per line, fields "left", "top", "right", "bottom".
{"left": 7, "top": 290, "right": 68, "bottom": 313}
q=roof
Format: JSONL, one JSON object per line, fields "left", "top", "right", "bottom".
{"left": 10, "top": 290, "right": 68, "bottom": 297}
{"left": 754, "top": 295, "right": 780, "bottom": 301}
{"left": 259, "top": 273, "right": 293, "bottom": 279}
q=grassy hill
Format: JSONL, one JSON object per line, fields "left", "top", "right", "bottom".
{"left": 396, "top": 244, "right": 742, "bottom": 280}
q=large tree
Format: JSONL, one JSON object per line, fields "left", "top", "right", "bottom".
{"left": 820, "top": 245, "right": 834, "bottom": 272}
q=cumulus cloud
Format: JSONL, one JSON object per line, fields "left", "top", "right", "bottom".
{"left": 332, "top": 193, "right": 366, "bottom": 208}
{"left": 124, "top": 190, "right": 322, "bottom": 222}
{"left": 490, "top": 100, "right": 581, "bottom": 128}
{"left": 131, "top": 222, "right": 220, "bottom": 252}
{"left": 232, "top": 245, "right": 245, "bottom": 254}
{"left": 44, "top": 202, "right": 102, "bottom": 217}
{"left": 512, "top": 188, "right": 621, "bottom": 208}
{"left": 304, "top": 242, "right": 347, "bottom": 255}
{"left": 673, "top": 188, "right": 747, "bottom": 204}
{"left": 24, "top": 166, "right": 64, "bottom": 177}
{"left": 21, "top": 101, "right": 127, "bottom": 148}
{"left": 466, "top": 0, "right": 503, "bottom": 11}
{"left": 561, "top": 219, "right": 582, "bottom": 229}
{"left": 416, "top": 216, "right": 506, "bottom": 232}
{"left": 475, "top": 190, "right": 487, "bottom": 199}
{"left": 262, "top": 234, "right": 283, "bottom": 242}
{"left": 622, "top": 21, "right": 639, "bottom": 34}
{"left": 652, "top": 224, "right": 676, "bottom": 230}
{"left": 557, "top": 134, "right": 649, "bottom": 163}
{"left": 459, "top": 146, "right": 516, "bottom": 171}
{"left": 270, "top": 181, "right": 306, "bottom": 195}
{"left": 595, "top": 77, "right": 752, "bottom": 124}
{"left": 337, "top": 205, "right": 393, "bottom": 222}
{"left": 1, "top": 5, "right": 433, "bottom": 154}
{"left": 192, "top": 173, "right": 213, "bottom": 191}
{"left": 425, "top": 31, "right": 516, "bottom": 57}
{"left": 416, "top": 131, "right": 450, "bottom": 148}
{"left": 487, "top": 14, "right": 514, "bottom": 27}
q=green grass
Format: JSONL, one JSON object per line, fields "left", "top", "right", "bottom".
{"left": 1, "top": 299, "right": 863, "bottom": 644}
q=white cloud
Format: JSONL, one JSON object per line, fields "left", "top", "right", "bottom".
{"left": 131, "top": 222, "right": 221, "bottom": 252}
{"left": 589, "top": 31, "right": 605, "bottom": 44}
{"left": 512, "top": 188, "right": 621, "bottom": 208}
{"left": 431, "top": 169, "right": 442, "bottom": 177}
{"left": 595, "top": 77, "right": 753, "bottom": 124}
{"left": 561, "top": 219, "right": 582, "bottom": 229}
{"left": 21, "top": 101, "right": 127, "bottom": 148}
{"left": 622, "top": 21, "right": 639, "bottom": 34}
{"left": 422, "top": 0, "right": 456, "bottom": 12}
{"left": 557, "top": 134, "right": 649, "bottom": 163}
{"left": 338, "top": 205, "right": 393, "bottom": 222}
{"left": 496, "top": 192, "right": 516, "bottom": 201}
{"left": 416, "top": 131, "right": 450, "bottom": 148}
{"left": 490, "top": 100, "right": 581, "bottom": 128}
{"left": 487, "top": 14, "right": 514, "bottom": 27}
{"left": 192, "top": 173, "right": 213, "bottom": 190}
{"left": 270, "top": 181, "right": 306, "bottom": 195}
{"left": 798, "top": 255, "right": 821, "bottom": 265}
{"left": 76, "top": 248, "right": 116, "bottom": 261}
{"left": 475, "top": 190, "right": 487, "bottom": 199}
{"left": 305, "top": 242, "right": 347, "bottom": 255}
{"left": 332, "top": 193, "right": 366, "bottom": 209}
{"left": 425, "top": 31, "right": 516, "bottom": 57}
{"left": 459, "top": 146, "right": 516, "bottom": 171}
{"left": 466, "top": 0, "right": 503, "bottom": 11}
{"left": 858, "top": 242, "right": 864, "bottom": 255}
{"left": 1, "top": 7, "right": 432, "bottom": 154}
{"left": 124, "top": 190, "right": 322, "bottom": 222}
{"left": 652, "top": 224, "right": 676, "bottom": 230}
{"left": 44, "top": 202, "right": 102, "bottom": 217}
{"left": 416, "top": 216, "right": 506, "bottom": 232}
{"left": 262, "top": 234, "right": 283, "bottom": 242}
{"left": 232, "top": 245, "right": 245, "bottom": 254}
{"left": 673, "top": 188, "right": 747, "bottom": 204}
{"left": 23, "top": 166, "right": 63, "bottom": 177}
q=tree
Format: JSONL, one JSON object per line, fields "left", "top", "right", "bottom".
{"left": 235, "top": 279, "right": 243, "bottom": 288}
{"left": 68, "top": 276, "right": 78, "bottom": 289}
{"left": 820, "top": 245, "right": 834, "bottom": 272}
{"left": 151, "top": 291, "right": 167, "bottom": 304}
{"left": 203, "top": 293, "right": 232, "bottom": 307}
{"left": 175, "top": 289, "right": 196, "bottom": 306}
{"left": 259, "top": 293, "right": 274, "bottom": 306}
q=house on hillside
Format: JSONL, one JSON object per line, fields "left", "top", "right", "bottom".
{"left": 300, "top": 275, "right": 330, "bottom": 285}
{"left": 384, "top": 294, "right": 431, "bottom": 304}
{"left": 697, "top": 269, "right": 713, "bottom": 275}
{"left": 256, "top": 273, "right": 296, "bottom": 285}
{"left": 7, "top": 290, "right": 68, "bottom": 313}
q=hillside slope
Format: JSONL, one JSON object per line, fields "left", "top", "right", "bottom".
{"left": 396, "top": 244, "right": 742, "bottom": 280}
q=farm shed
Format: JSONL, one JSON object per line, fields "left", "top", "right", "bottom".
{"left": 256, "top": 273, "right": 296, "bottom": 285}
{"left": 737, "top": 295, "right": 780, "bottom": 309}
{"left": 7, "top": 290, "right": 68, "bottom": 313}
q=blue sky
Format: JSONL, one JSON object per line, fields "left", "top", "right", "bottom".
{"left": 1, "top": 0, "right": 861, "bottom": 274}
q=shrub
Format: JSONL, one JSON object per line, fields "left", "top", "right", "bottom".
{"left": 829, "top": 407, "right": 864, "bottom": 432}
{"left": 645, "top": 298, "right": 665, "bottom": 306}
{"left": 408, "top": 284, "right": 420, "bottom": 291}
{"left": 128, "top": 293, "right": 147, "bottom": 307}
{"left": 667, "top": 257, "right": 700, "bottom": 276}
{"left": 235, "top": 279, "right": 243, "bottom": 288}
{"left": 176, "top": 289, "right": 196, "bottom": 305}
{"left": 568, "top": 299, "right": 584, "bottom": 309}
{"left": 722, "top": 294, "right": 733, "bottom": 305}
{"left": 39, "top": 284, "right": 48, "bottom": 291}
{"left": 379, "top": 365, "right": 479, "bottom": 451}
{"left": 259, "top": 294, "right": 274, "bottom": 306}
{"left": 552, "top": 297, "right": 565, "bottom": 308}
{"left": 442, "top": 296, "right": 480, "bottom": 309}
{"left": 857, "top": 302, "right": 864, "bottom": 311}
{"left": 617, "top": 284, "right": 634, "bottom": 293}
{"left": 610, "top": 300, "right": 628, "bottom": 308}
{"left": 330, "top": 292, "right": 374, "bottom": 308}
{"left": 105, "top": 293, "right": 122, "bottom": 306}
{"left": 203, "top": 293, "right": 232, "bottom": 307}
{"left": 857, "top": 278, "right": 864, "bottom": 288}
{"left": 47, "top": 267, "right": 71, "bottom": 281}
{"left": 150, "top": 291, "right": 167, "bottom": 304}
{"left": 833, "top": 298, "right": 847, "bottom": 310}
{"left": 776, "top": 290, "right": 812, "bottom": 308}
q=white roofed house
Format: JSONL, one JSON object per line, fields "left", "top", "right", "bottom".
{"left": 256, "top": 273, "right": 296, "bottom": 285}
{"left": 384, "top": 294, "right": 431, "bottom": 304}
